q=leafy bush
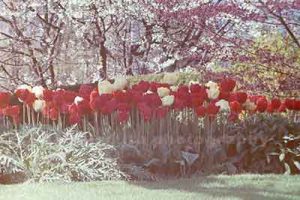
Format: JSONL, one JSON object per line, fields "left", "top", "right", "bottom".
{"left": 0, "top": 125, "right": 127, "bottom": 182}
{"left": 221, "top": 114, "right": 300, "bottom": 174}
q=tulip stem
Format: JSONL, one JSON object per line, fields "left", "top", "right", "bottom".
{"left": 26, "top": 105, "right": 31, "bottom": 125}
{"left": 22, "top": 104, "right": 26, "bottom": 125}
{"left": 31, "top": 109, "right": 35, "bottom": 126}
{"left": 94, "top": 112, "right": 99, "bottom": 138}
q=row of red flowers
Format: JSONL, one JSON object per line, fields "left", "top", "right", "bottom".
{"left": 0, "top": 78, "right": 299, "bottom": 125}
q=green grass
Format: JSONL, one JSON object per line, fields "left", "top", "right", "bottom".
{"left": 0, "top": 174, "right": 300, "bottom": 200}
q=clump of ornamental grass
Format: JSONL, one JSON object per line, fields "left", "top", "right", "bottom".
{"left": 0, "top": 125, "right": 127, "bottom": 183}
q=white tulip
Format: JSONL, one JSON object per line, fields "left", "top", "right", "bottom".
{"left": 162, "top": 72, "right": 179, "bottom": 85}
{"left": 17, "top": 84, "right": 32, "bottom": 92}
{"left": 33, "top": 100, "right": 46, "bottom": 112}
{"left": 161, "top": 95, "right": 175, "bottom": 106}
{"left": 189, "top": 80, "right": 200, "bottom": 87}
{"left": 98, "top": 80, "right": 114, "bottom": 94}
{"left": 74, "top": 96, "right": 84, "bottom": 105}
{"left": 170, "top": 86, "right": 178, "bottom": 92}
{"left": 216, "top": 99, "right": 230, "bottom": 111}
{"left": 32, "top": 86, "right": 44, "bottom": 99}
{"left": 113, "top": 76, "right": 128, "bottom": 91}
{"left": 157, "top": 87, "right": 170, "bottom": 97}
{"left": 206, "top": 81, "right": 219, "bottom": 88}
{"left": 243, "top": 99, "right": 257, "bottom": 111}
{"left": 145, "top": 90, "right": 153, "bottom": 94}
{"left": 206, "top": 81, "right": 220, "bottom": 99}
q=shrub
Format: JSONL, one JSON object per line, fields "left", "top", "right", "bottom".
{"left": 0, "top": 125, "right": 127, "bottom": 183}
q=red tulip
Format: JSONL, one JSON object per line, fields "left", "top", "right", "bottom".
{"left": 230, "top": 92, "right": 247, "bottom": 104}
{"left": 256, "top": 97, "right": 268, "bottom": 112}
{"left": 266, "top": 103, "right": 274, "bottom": 113}
{"left": 195, "top": 106, "right": 206, "bottom": 117}
{"left": 91, "top": 94, "right": 112, "bottom": 111}
{"left": 190, "top": 84, "right": 205, "bottom": 94}
{"left": 15, "top": 89, "right": 30, "bottom": 102}
{"left": 60, "top": 103, "right": 70, "bottom": 114}
{"left": 49, "top": 107, "right": 59, "bottom": 120}
{"left": 130, "top": 91, "right": 143, "bottom": 105}
{"left": 77, "top": 99, "right": 91, "bottom": 115}
{"left": 230, "top": 101, "right": 242, "bottom": 113}
{"left": 228, "top": 112, "right": 239, "bottom": 122}
{"left": 117, "top": 103, "right": 131, "bottom": 112}
{"left": 142, "top": 93, "right": 162, "bottom": 108}
{"left": 155, "top": 107, "right": 169, "bottom": 119}
{"left": 64, "top": 91, "right": 78, "bottom": 103}
{"left": 220, "top": 79, "right": 236, "bottom": 92}
{"left": 137, "top": 102, "right": 152, "bottom": 121}
{"left": 206, "top": 103, "right": 219, "bottom": 116}
{"left": 113, "top": 90, "right": 130, "bottom": 103}
{"left": 285, "top": 99, "right": 300, "bottom": 111}
{"left": 118, "top": 111, "right": 129, "bottom": 123}
{"left": 177, "top": 85, "right": 189, "bottom": 95}
{"left": 79, "top": 84, "right": 94, "bottom": 100}
{"left": 68, "top": 104, "right": 78, "bottom": 115}
{"left": 271, "top": 98, "right": 281, "bottom": 110}
{"left": 0, "top": 92, "right": 11, "bottom": 108}
{"left": 190, "top": 93, "right": 205, "bottom": 107}
{"left": 69, "top": 113, "right": 81, "bottom": 124}
{"left": 132, "top": 81, "right": 150, "bottom": 93}
{"left": 278, "top": 103, "right": 287, "bottom": 112}
{"left": 52, "top": 90, "right": 65, "bottom": 107}
{"left": 218, "top": 91, "right": 230, "bottom": 101}
{"left": 101, "top": 99, "right": 118, "bottom": 114}
{"left": 296, "top": 101, "right": 300, "bottom": 111}
{"left": 24, "top": 92, "right": 36, "bottom": 105}
{"left": 43, "top": 89, "right": 53, "bottom": 101}
{"left": 3, "top": 105, "right": 20, "bottom": 117}
{"left": 173, "top": 97, "right": 185, "bottom": 110}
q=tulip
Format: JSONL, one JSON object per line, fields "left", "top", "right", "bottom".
{"left": 243, "top": 99, "right": 257, "bottom": 111}
{"left": 271, "top": 98, "right": 281, "bottom": 110}
{"left": 228, "top": 112, "right": 239, "bottom": 122}
{"left": 98, "top": 80, "right": 114, "bottom": 94}
{"left": 79, "top": 84, "right": 94, "bottom": 100}
{"left": 0, "top": 92, "right": 11, "bottom": 108}
{"left": 74, "top": 96, "right": 84, "bottom": 105}
{"left": 17, "top": 84, "right": 32, "bottom": 92}
{"left": 230, "top": 101, "right": 242, "bottom": 113}
{"left": 132, "top": 81, "right": 150, "bottom": 93}
{"left": 206, "top": 103, "right": 220, "bottom": 116}
{"left": 162, "top": 72, "right": 179, "bottom": 85}
{"left": 195, "top": 106, "right": 206, "bottom": 117}
{"left": 170, "top": 86, "right": 178, "bottom": 92}
{"left": 220, "top": 79, "right": 236, "bottom": 92}
{"left": 161, "top": 95, "right": 175, "bottom": 106}
{"left": 256, "top": 97, "right": 268, "bottom": 112}
{"left": 113, "top": 76, "right": 128, "bottom": 91}
{"left": 216, "top": 99, "right": 230, "bottom": 112}
{"left": 206, "top": 81, "right": 220, "bottom": 100}
{"left": 155, "top": 107, "right": 169, "bottom": 119}
{"left": 157, "top": 87, "right": 170, "bottom": 97}
{"left": 49, "top": 107, "right": 59, "bottom": 120}
{"left": 118, "top": 111, "right": 129, "bottom": 123}
{"left": 32, "top": 86, "right": 44, "bottom": 99}
{"left": 33, "top": 100, "right": 46, "bottom": 112}
{"left": 137, "top": 102, "right": 152, "bottom": 121}
{"left": 43, "top": 89, "right": 53, "bottom": 101}
{"left": 69, "top": 112, "right": 81, "bottom": 125}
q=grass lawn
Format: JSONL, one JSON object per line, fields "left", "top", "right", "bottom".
{"left": 0, "top": 174, "right": 299, "bottom": 200}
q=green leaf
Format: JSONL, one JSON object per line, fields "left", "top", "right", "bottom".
{"left": 294, "top": 161, "right": 300, "bottom": 170}
{"left": 284, "top": 163, "right": 291, "bottom": 175}
{"left": 279, "top": 153, "right": 285, "bottom": 162}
